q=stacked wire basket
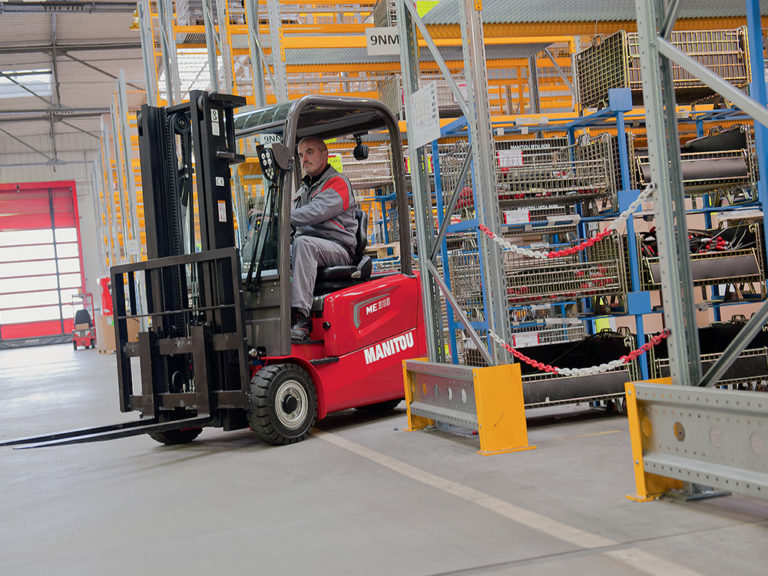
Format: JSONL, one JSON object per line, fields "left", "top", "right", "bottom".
{"left": 575, "top": 27, "right": 751, "bottom": 109}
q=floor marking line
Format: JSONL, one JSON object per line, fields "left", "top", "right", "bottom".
{"left": 604, "top": 548, "right": 703, "bottom": 576}
{"left": 315, "top": 430, "right": 703, "bottom": 576}
{"left": 552, "top": 429, "right": 623, "bottom": 442}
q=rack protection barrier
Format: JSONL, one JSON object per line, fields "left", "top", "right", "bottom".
{"left": 403, "top": 359, "right": 534, "bottom": 455}
{"left": 625, "top": 378, "right": 768, "bottom": 502}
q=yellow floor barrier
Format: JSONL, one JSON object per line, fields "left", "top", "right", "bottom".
{"left": 625, "top": 378, "right": 684, "bottom": 501}
{"left": 403, "top": 359, "right": 535, "bottom": 455}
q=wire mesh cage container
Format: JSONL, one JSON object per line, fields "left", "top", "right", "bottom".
{"left": 636, "top": 125, "right": 756, "bottom": 198}
{"left": 436, "top": 140, "right": 472, "bottom": 211}
{"left": 575, "top": 28, "right": 751, "bottom": 109}
{"left": 495, "top": 141, "right": 611, "bottom": 207}
{"left": 505, "top": 232, "right": 628, "bottom": 307}
{"left": 435, "top": 141, "right": 572, "bottom": 227}
{"left": 377, "top": 75, "right": 403, "bottom": 120}
{"left": 574, "top": 132, "right": 638, "bottom": 213}
{"left": 648, "top": 320, "right": 768, "bottom": 390}
{"left": 446, "top": 250, "right": 486, "bottom": 321}
{"left": 519, "top": 331, "right": 640, "bottom": 408}
{"left": 373, "top": 0, "right": 398, "bottom": 27}
{"left": 509, "top": 318, "right": 588, "bottom": 348}
{"left": 377, "top": 73, "right": 467, "bottom": 120}
{"left": 461, "top": 331, "right": 639, "bottom": 407}
{"left": 340, "top": 145, "right": 394, "bottom": 190}
{"left": 501, "top": 205, "right": 582, "bottom": 238}
{"left": 637, "top": 223, "right": 767, "bottom": 300}
{"left": 447, "top": 231, "right": 628, "bottom": 313}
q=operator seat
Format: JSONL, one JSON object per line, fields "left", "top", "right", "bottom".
{"left": 74, "top": 308, "right": 92, "bottom": 329}
{"left": 313, "top": 209, "right": 372, "bottom": 294}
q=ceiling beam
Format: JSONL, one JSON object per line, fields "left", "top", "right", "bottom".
{"left": 0, "top": 1, "right": 137, "bottom": 14}
{"left": 0, "top": 41, "right": 141, "bottom": 55}
{"left": 0, "top": 107, "right": 108, "bottom": 115}
{"left": 0, "top": 109, "right": 109, "bottom": 123}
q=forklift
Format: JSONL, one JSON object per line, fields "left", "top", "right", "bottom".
{"left": 71, "top": 291, "right": 96, "bottom": 350}
{"left": 3, "top": 92, "right": 425, "bottom": 448}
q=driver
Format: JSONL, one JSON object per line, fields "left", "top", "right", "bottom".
{"left": 290, "top": 136, "right": 358, "bottom": 340}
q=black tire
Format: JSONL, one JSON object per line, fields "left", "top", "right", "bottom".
{"left": 148, "top": 427, "right": 203, "bottom": 445}
{"left": 355, "top": 399, "right": 402, "bottom": 413}
{"left": 611, "top": 396, "right": 628, "bottom": 415}
{"left": 73, "top": 341, "right": 77, "bottom": 350}
{"left": 247, "top": 364, "right": 317, "bottom": 445}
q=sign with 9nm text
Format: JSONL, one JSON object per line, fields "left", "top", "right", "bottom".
{"left": 366, "top": 27, "right": 400, "bottom": 56}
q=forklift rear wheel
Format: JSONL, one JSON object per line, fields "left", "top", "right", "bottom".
{"left": 248, "top": 364, "right": 317, "bottom": 445}
{"left": 148, "top": 427, "right": 203, "bottom": 445}
{"left": 355, "top": 399, "right": 401, "bottom": 413}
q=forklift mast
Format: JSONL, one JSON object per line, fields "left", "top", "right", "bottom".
{"left": 112, "top": 91, "right": 251, "bottom": 431}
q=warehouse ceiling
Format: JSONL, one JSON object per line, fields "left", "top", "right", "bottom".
{"left": 2, "top": 0, "right": 767, "bottom": 177}
{"left": 0, "top": 1, "right": 144, "bottom": 172}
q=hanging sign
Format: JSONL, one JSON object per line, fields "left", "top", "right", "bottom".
{"left": 410, "top": 81, "right": 441, "bottom": 149}
{"left": 366, "top": 27, "right": 401, "bottom": 56}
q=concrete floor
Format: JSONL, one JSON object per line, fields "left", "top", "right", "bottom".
{"left": 1, "top": 344, "right": 767, "bottom": 576}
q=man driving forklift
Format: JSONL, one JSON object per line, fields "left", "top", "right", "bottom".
{"left": 290, "top": 136, "right": 358, "bottom": 340}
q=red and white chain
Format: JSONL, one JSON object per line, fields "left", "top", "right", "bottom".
{"left": 478, "top": 183, "right": 656, "bottom": 259}
{"left": 476, "top": 182, "right": 664, "bottom": 374}
{"left": 488, "top": 329, "right": 670, "bottom": 376}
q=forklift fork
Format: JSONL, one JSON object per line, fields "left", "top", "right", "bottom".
{"left": 0, "top": 416, "right": 213, "bottom": 449}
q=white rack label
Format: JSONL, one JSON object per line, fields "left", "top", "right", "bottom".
{"left": 504, "top": 209, "right": 530, "bottom": 225}
{"left": 217, "top": 200, "right": 227, "bottom": 222}
{"left": 498, "top": 148, "right": 524, "bottom": 167}
{"left": 513, "top": 332, "right": 539, "bottom": 348}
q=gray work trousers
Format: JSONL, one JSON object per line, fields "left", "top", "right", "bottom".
{"left": 291, "top": 235, "right": 351, "bottom": 317}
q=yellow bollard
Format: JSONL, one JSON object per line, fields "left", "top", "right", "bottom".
{"left": 625, "top": 378, "right": 684, "bottom": 502}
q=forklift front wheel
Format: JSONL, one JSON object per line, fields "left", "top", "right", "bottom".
{"left": 148, "top": 427, "right": 203, "bottom": 445}
{"left": 248, "top": 364, "right": 317, "bottom": 446}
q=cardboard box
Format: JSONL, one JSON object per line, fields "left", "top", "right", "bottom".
{"left": 97, "top": 313, "right": 115, "bottom": 352}
{"left": 97, "top": 315, "right": 139, "bottom": 353}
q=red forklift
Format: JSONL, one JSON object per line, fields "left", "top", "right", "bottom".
{"left": 71, "top": 291, "right": 96, "bottom": 350}
{"left": 3, "top": 93, "right": 425, "bottom": 448}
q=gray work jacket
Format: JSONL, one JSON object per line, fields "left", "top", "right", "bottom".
{"left": 291, "top": 164, "right": 358, "bottom": 256}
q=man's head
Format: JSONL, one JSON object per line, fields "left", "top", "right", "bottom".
{"left": 298, "top": 136, "right": 329, "bottom": 178}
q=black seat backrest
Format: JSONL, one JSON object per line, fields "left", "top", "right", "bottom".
{"left": 354, "top": 209, "right": 368, "bottom": 263}
{"left": 74, "top": 309, "right": 92, "bottom": 327}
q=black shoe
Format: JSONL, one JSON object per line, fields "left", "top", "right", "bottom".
{"left": 291, "top": 313, "right": 311, "bottom": 341}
